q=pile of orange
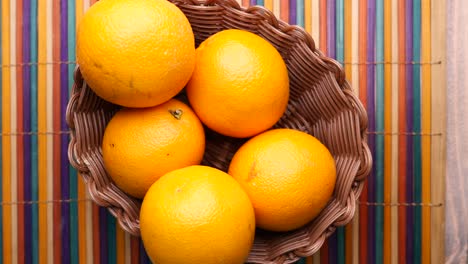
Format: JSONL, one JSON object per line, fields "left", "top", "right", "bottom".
{"left": 77, "top": 0, "right": 337, "bottom": 263}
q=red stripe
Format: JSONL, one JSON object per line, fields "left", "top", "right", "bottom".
{"left": 280, "top": 0, "right": 289, "bottom": 23}
{"left": 16, "top": 1, "right": 25, "bottom": 263}
{"left": 358, "top": 0, "right": 368, "bottom": 263}
{"left": 131, "top": 236, "right": 140, "bottom": 264}
{"left": 93, "top": 204, "right": 101, "bottom": 263}
{"left": 397, "top": 0, "right": 407, "bottom": 263}
{"left": 319, "top": 0, "right": 327, "bottom": 54}
{"left": 242, "top": 0, "right": 249, "bottom": 7}
{"left": 321, "top": 242, "right": 329, "bottom": 264}
{"left": 52, "top": 0, "right": 62, "bottom": 262}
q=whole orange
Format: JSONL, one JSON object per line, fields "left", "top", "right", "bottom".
{"left": 228, "top": 129, "right": 336, "bottom": 232}
{"left": 186, "top": 29, "right": 289, "bottom": 138}
{"left": 77, "top": 0, "right": 195, "bottom": 107}
{"left": 140, "top": 165, "right": 255, "bottom": 264}
{"left": 102, "top": 99, "right": 205, "bottom": 198}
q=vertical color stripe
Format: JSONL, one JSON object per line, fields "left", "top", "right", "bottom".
{"left": 383, "top": 1, "right": 393, "bottom": 263}
{"left": 358, "top": 0, "right": 368, "bottom": 263}
{"left": 412, "top": 1, "right": 422, "bottom": 263}
{"left": 37, "top": 0, "right": 48, "bottom": 262}
{"left": 366, "top": 1, "right": 377, "bottom": 263}
{"left": 16, "top": 1, "right": 25, "bottom": 263}
{"left": 319, "top": 0, "right": 327, "bottom": 53}
{"left": 297, "top": 0, "right": 304, "bottom": 27}
{"left": 60, "top": 1, "right": 71, "bottom": 263}
{"left": 45, "top": 0, "right": 54, "bottom": 262}
{"left": 67, "top": 1, "right": 79, "bottom": 264}
{"left": 404, "top": 1, "right": 414, "bottom": 263}
{"left": 289, "top": 0, "right": 296, "bottom": 24}
{"left": 397, "top": 1, "right": 407, "bottom": 263}
{"left": 304, "top": 0, "right": 311, "bottom": 33}
{"left": 0, "top": 0, "right": 4, "bottom": 258}
{"left": 327, "top": 0, "right": 335, "bottom": 57}
{"left": 375, "top": 0, "right": 385, "bottom": 263}
{"left": 9, "top": 0, "right": 19, "bottom": 262}
{"left": 390, "top": 1, "right": 399, "bottom": 263}
{"left": 421, "top": 1, "right": 431, "bottom": 263}
{"left": 30, "top": 1, "right": 40, "bottom": 263}
{"left": 281, "top": 0, "right": 289, "bottom": 22}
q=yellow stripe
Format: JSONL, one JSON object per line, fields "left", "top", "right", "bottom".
{"left": 86, "top": 190, "right": 94, "bottom": 264}
{"left": 38, "top": 0, "right": 48, "bottom": 262}
{"left": 265, "top": 0, "right": 273, "bottom": 12}
{"left": 1, "top": 0, "right": 12, "bottom": 262}
{"left": 383, "top": 1, "right": 392, "bottom": 263}
{"left": 76, "top": 0, "right": 84, "bottom": 28}
{"left": 9, "top": 0, "right": 18, "bottom": 262}
{"left": 421, "top": 1, "right": 431, "bottom": 263}
{"left": 390, "top": 0, "right": 399, "bottom": 263}
{"left": 116, "top": 224, "right": 125, "bottom": 264}
{"left": 344, "top": 0, "right": 351, "bottom": 78}
{"left": 45, "top": 0, "right": 54, "bottom": 262}
{"left": 304, "top": 0, "right": 311, "bottom": 34}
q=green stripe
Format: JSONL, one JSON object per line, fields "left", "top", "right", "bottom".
{"left": 336, "top": 1, "right": 346, "bottom": 263}
{"left": 336, "top": 0, "right": 344, "bottom": 64}
{"left": 30, "top": 1, "right": 40, "bottom": 263}
{"left": 108, "top": 212, "right": 117, "bottom": 264}
{"left": 375, "top": 0, "right": 385, "bottom": 263}
{"left": 412, "top": 1, "right": 422, "bottom": 263}
{"left": 67, "top": 1, "right": 79, "bottom": 263}
{"left": 297, "top": 0, "right": 304, "bottom": 27}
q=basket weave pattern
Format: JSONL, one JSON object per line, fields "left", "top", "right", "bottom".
{"left": 66, "top": 0, "right": 372, "bottom": 262}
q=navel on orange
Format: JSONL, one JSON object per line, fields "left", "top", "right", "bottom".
{"left": 102, "top": 99, "right": 205, "bottom": 198}
{"left": 77, "top": 0, "right": 195, "bottom": 107}
{"left": 228, "top": 129, "right": 337, "bottom": 232}
{"left": 186, "top": 29, "right": 289, "bottom": 138}
{"left": 140, "top": 165, "right": 255, "bottom": 264}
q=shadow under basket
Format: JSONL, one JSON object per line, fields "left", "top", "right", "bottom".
{"left": 66, "top": 0, "right": 372, "bottom": 263}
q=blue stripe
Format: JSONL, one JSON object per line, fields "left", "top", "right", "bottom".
{"left": 375, "top": 0, "right": 385, "bottom": 263}
{"left": 297, "top": 0, "right": 304, "bottom": 27}
{"left": 412, "top": 1, "right": 422, "bottom": 263}
{"left": 30, "top": 1, "right": 40, "bottom": 263}
{"left": 67, "top": 1, "right": 79, "bottom": 263}
{"left": 257, "top": 0, "right": 264, "bottom": 6}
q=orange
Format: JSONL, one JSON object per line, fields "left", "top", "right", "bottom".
{"left": 228, "top": 128, "right": 337, "bottom": 232}
{"left": 102, "top": 99, "right": 205, "bottom": 198}
{"left": 140, "top": 165, "right": 255, "bottom": 264}
{"left": 77, "top": 0, "right": 195, "bottom": 107}
{"left": 186, "top": 29, "right": 289, "bottom": 138}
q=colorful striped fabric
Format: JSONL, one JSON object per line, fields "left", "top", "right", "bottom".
{"left": 0, "top": 0, "right": 446, "bottom": 263}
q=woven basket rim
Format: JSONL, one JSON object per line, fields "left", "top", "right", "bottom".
{"left": 66, "top": 0, "right": 372, "bottom": 263}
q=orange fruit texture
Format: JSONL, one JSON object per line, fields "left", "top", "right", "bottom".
{"left": 102, "top": 99, "right": 205, "bottom": 199}
{"left": 186, "top": 29, "right": 289, "bottom": 138}
{"left": 228, "top": 128, "right": 337, "bottom": 232}
{"left": 140, "top": 165, "right": 255, "bottom": 264}
{"left": 77, "top": 0, "right": 195, "bottom": 108}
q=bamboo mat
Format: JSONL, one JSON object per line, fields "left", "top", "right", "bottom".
{"left": 0, "top": 0, "right": 446, "bottom": 263}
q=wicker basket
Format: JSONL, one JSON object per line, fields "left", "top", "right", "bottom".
{"left": 66, "top": 0, "right": 372, "bottom": 262}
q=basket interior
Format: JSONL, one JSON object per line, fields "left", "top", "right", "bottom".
{"left": 67, "top": 0, "right": 371, "bottom": 263}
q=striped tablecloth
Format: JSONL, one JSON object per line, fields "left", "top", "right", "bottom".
{"left": 0, "top": 0, "right": 446, "bottom": 263}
